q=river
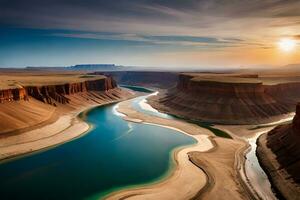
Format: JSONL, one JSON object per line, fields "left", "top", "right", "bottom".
{"left": 0, "top": 86, "right": 282, "bottom": 200}
{"left": 243, "top": 114, "right": 294, "bottom": 200}
{"left": 244, "top": 131, "right": 277, "bottom": 200}
{"left": 0, "top": 90, "right": 195, "bottom": 200}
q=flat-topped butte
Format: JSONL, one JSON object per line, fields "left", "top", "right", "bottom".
{"left": 181, "top": 72, "right": 300, "bottom": 85}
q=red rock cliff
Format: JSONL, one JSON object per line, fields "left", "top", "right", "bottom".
{"left": 0, "top": 87, "right": 28, "bottom": 103}
{"left": 0, "top": 76, "right": 117, "bottom": 105}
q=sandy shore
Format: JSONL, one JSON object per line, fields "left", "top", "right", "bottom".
{"left": 0, "top": 107, "right": 91, "bottom": 161}
{"left": 108, "top": 134, "right": 213, "bottom": 200}
{"left": 105, "top": 99, "right": 249, "bottom": 200}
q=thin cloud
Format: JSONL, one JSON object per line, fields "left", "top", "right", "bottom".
{"left": 52, "top": 31, "right": 251, "bottom": 49}
{"left": 1, "top": 0, "right": 300, "bottom": 67}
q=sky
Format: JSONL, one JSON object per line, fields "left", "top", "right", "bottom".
{"left": 0, "top": 0, "right": 300, "bottom": 69}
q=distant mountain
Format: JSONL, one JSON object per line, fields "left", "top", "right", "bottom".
{"left": 236, "top": 63, "right": 300, "bottom": 75}
{"left": 264, "top": 63, "right": 300, "bottom": 75}
{"left": 282, "top": 63, "right": 300, "bottom": 71}
{"left": 26, "top": 66, "right": 66, "bottom": 71}
{"left": 70, "top": 64, "right": 120, "bottom": 71}
{"left": 25, "top": 64, "right": 124, "bottom": 71}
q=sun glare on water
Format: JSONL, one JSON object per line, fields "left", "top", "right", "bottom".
{"left": 278, "top": 38, "right": 296, "bottom": 52}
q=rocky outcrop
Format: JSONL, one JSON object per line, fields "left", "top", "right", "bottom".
{"left": 152, "top": 73, "right": 300, "bottom": 124}
{"left": 0, "top": 77, "right": 117, "bottom": 105}
{"left": 0, "top": 87, "right": 28, "bottom": 103}
{"left": 266, "top": 106, "right": 300, "bottom": 184}
{"left": 293, "top": 104, "right": 300, "bottom": 131}
{"left": 257, "top": 103, "right": 300, "bottom": 200}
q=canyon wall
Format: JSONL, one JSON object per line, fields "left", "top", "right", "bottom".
{"left": 293, "top": 103, "right": 300, "bottom": 131}
{"left": 151, "top": 73, "right": 300, "bottom": 124}
{"left": 266, "top": 82, "right": 300, "bottom": 105}
{"left": 0, "top": 87, "right": 28, "bottom": 103}
{"left": 266, "top": 103, "right": 300, "bottom": 181}
{"left": 257, "top": 103, "right": 300, "bottom": 199}
{"left": 0, "top": 76, "right": 117, "bottom": 105}
{"left": 0, "top": 75, "right": 132, "bottom": 135}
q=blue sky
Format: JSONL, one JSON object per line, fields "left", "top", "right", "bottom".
{"left": 0, "top": 28, "right": 163, "bottom": 67}
{"left": 0, "top": 0, "right": 300, "bottom": 68}
{"left": 0, "top": 27, "right": 246, "bottom": 67}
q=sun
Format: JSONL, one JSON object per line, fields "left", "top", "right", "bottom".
{"left": 278, "top": 38, "right": 296, "bottom": 52}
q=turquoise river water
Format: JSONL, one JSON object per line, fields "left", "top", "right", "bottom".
{"left": 0, "top": 89, "right": 196, "bottom": 200}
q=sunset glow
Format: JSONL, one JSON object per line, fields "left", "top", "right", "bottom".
{"left": 278, "top": 38, "right": 296, "bottom": 52}
{"left": 1, "top": 0, "right": 300, "bottom": 68}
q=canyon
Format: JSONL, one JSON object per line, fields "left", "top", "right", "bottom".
{"left": 0, "top": 72, "right": 131, "bottom": 135}
{"left": 150, "top": 73, "right": 300, "bottom": 124}
{"left": 1, "top": 69, "right": 299, "bottom": 200}
{"left": 257, "top": 103, "right": 300, "bottom": 200}
{"left": 103, "top": 71, "right": 178, "bottom": 88}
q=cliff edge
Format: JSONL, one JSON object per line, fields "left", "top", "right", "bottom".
{"left": 257, "top": 103, "right": 300, "bottom": 200}
{"left": 150, "top": 73, "right": 300, "bottom": 124}
{"left": 0, "top": 74, "right": 130, "bottom": 135}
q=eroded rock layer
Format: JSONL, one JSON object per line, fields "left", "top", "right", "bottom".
{"left": 0, "top": 77, "right": 117, "bottom": 105}
{"left": 257, "top": 103, "right": 300, "bottom": 200}
{"left": 152, "top": 73, "right": 300, "bottom": 124}
{"left": 0, "top": 87, "right": 28, "bottom": 103}
{"left": 0, "top": 75, "right": 129, "bottom": 135}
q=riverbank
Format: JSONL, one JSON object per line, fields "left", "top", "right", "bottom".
{"left": 105, "top": 98, "right": 249, "bottom": 200}
{"left": 147, "top": 91, "right": 273, "bottom": 199}
{"left": 215, "top": 114, "right": 295, "bottom": 200}
{"left": 0, "top": 88, "right": 134, "bottom": 161}
{"left": 140, "top": 108, "right": 292, "bottom": 200}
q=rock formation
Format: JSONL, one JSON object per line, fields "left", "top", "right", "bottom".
{"left": 151, "top": 73, "right": 300, "bottom": 124}
{"left": 0, "top": 76, "right": 117, "bottom": 105}
{"left": 266, "top": 82, "right": 300, "bottom": 106}
{"left": 293, "top": 103, "right": 300, "bottom": 131}
{"left": 257, "top": 103, "right": 300, "bottom": 199}
{"left": 0, "top": 87, "right": 28, "bottom": 103}
{"left": 0, "top": 75, "right": 130, "bottom": 135}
